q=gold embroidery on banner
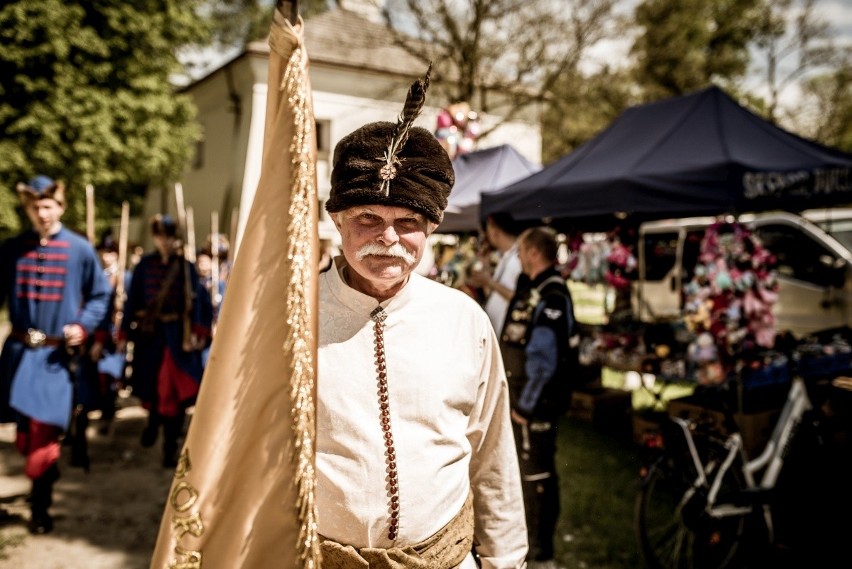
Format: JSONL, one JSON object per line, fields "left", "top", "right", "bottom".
{"left": 174, "top": 448, "right": 192, "bottom": 478}
{"left": 170, "top": 482, "right": 200, "bottom": 513}
{"left": 167, "top": 448, "right": 203, "bottom": 566}
{"left": 172, "top": 512, "right": 204, "bottom": 541}
{"left": 282, "top": 40, "right": 321, "bottom": 568}
{"left": 168, "top": 545, "right": 202, "bottom": 569}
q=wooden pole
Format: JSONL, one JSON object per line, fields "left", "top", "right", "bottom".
{"left": 174, "top": 183, "right": 194, "bottom": 349}
{"left": 85, "top": 184, "right": 96, "bottom": 244}
{"left": 277, "top": 0, "right": 299, "bottom": 22}
{"left": 229, "top": 205, "right": 239, "bottom": 266}
{"left": 211, "top": 211, "right": 221, "bottom": 311}
{"left": 114, "top": 201, "right": 130, "bottom": 331}
{"left": 186, "top": 206, "right": 197, "bottom": 264}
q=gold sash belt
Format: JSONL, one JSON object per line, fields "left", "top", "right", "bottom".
{"left": 320, "top": 491, "right": 474, "bottom": 569}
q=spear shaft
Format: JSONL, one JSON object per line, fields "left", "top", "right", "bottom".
{"left": 85, "top": 184, "right": 96, "bottom": 244}
{"left": 174, "top": 183, "right": 194, "bottom": 349}
{"left": 113, "top": 201, "right": 130, "bottom": 331}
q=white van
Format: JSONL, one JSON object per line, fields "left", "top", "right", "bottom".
{"left": 635, "top": 209, "right": 852, "bottom": 338}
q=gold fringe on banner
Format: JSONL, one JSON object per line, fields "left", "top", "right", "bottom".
{"left": 149, "top": 9, "right": 319, "bottom": 569}
{"left": 281, "top": 35, "right": 321, "bottom": 569}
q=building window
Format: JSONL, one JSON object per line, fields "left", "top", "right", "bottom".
{"left": 193, "top": 139, "right": 205, "bottom": 170}
{"left": 316, "top": 119, "right": 330, "bottom": 161}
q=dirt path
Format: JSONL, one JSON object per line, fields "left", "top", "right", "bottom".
{"left": 0, "top": 395, "right": 175, "bottom": 569}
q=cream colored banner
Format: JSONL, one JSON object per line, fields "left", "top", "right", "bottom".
{"left": 149, "top": 10, "right": 319, "bottom": 569}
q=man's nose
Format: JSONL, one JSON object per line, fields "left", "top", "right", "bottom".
{"left": 377, "top": 225, "right": 399, "bottom": 244}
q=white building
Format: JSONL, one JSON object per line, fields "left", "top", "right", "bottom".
{"left": 139, "top": 4, "right": 541, "bottom": 254}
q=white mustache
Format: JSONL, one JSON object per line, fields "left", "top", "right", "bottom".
{"left": 356, "top": 242, "right": 416, "bottom": 264}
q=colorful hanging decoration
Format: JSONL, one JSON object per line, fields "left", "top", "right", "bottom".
{"left": 683, "top": 219, "right": 779, "bottom": 384}
{"left": 435, "top": 101, "right": 481, "bottom": 159}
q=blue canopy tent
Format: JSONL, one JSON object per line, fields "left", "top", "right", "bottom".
{"left": 437, "top": 144, "right": 541, "bottom": 233}
{"left": 481, "top": 86, "right": 852, "bottom": 232}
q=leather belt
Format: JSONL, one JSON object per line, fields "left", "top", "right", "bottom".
{"left": 134, "top": 311, "right": 180, "bottom": 322}
{"left": 10, "top": 328, "right": 65, "bottom": 348}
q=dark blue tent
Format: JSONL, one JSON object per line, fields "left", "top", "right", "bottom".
{"left": 481, "top": 86, "right": 852, "bottom": 232}
{"left": 437, "top": 144, "right": 540, "bottom": 233}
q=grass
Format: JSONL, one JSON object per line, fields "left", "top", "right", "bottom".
{"left": 554, "top": 415, "right": 646, "bottom": 569}
{"left": 554, "top": 282, "right": 687, "bottom": 568}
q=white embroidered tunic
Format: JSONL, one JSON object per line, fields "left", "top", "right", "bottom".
{"left": 317, "top": 256, "right": 528, "bottom": 568}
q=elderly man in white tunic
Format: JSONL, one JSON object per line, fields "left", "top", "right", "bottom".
{"left": 317, "top": 67, "right": 528, "bottom": 569}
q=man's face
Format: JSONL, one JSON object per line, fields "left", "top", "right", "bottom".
{"left": 333, "top": 204, "right": 434, "bottom": 289}
{"left": 24, "top": 198, "right": 64, "bottom": 237}
{"left": 518, "top": 239, "right": 535, "bottom": 276}
{"left": 197, "top": 253, "right": 212, "bottom": 278}
{"left": 484, "top": 219, "right": 498, "bottom": 248}
{"left": 153, "top": 234, "right": 176, "bottom": 257}
{"left": 99, "top": 250, "right": 118, "bottom": 269}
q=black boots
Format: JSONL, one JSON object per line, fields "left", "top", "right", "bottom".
{"left": 140, "top": 411, "right": 160, "bottom": 448}
{"left": 69, "top": 410, "right": 90, "bottom": 472}
{"left": 28, "top": 464, "right": 59, "bottom": 535}
{"left": 161, "top": 413, "right": 185, "bottom": 468}
{"left": 142, "top": 410, "right": 184, "bottom": 467}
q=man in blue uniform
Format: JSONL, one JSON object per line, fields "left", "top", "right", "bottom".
{"left": 119, "top": 214, "right": 211, "bottom": 468}
{"left": 91, "top": 231, "right": 129, "bottom": 435}
{"left": 0, "top": 175, "right": 110, "bottom": 534}
{"left": 71, "top": 230, "right": 129, "bottom": 461}
{"left": 499, "top": 226, "right": 578, "bottom": 569}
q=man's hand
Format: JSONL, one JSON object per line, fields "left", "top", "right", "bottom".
{"left": 467, "top": 269, "right": 492, "bottom": 289}
{"left": 63, "top": 324, "right": 86, "bottom": 347}
{"left": 277, "top": 0, "right": 299, "bottom": 22}
{"left": 511, "top": 409, "right": 528, "bottom": 426}
{"left": 182, "top": 333, "right": 206, "bottom": 353}
{"left": 89, "top": 341, "right": 104, "bottom": 361}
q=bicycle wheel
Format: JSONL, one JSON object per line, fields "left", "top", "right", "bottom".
{"left": 635, "top": 446, "right": 748, "bottom": 569}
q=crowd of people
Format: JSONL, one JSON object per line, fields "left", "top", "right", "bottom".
{"left": 0, "top": 171, "right": 581, "bottom": 566}
{"left": 1, "top": 22, "right": 582, "bottom": 569}
{"left": 0, "top": 178, "right": 230, "bottom": 534}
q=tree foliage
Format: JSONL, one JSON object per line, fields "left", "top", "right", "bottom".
{"left": 0, "top": 0, "right": 211, "bottom": 240}
{"left": 751, "top": 0, "right": 839, "bottom": 123}
{"left": 203, "top": 0, "right": 334, "bottom": 50}
{"left": 541, "top": 67, "right": 636, "bottom": 164}
{"left": 798, "top": 61, "right": 852, "bottom": 151}
{"left": 380, "top": 0, "right": 623, "bottom": 140}
{"left": 631, "top": 0, "right": 766, "bottom": 100}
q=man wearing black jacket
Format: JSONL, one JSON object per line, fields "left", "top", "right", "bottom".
{"left": 499, "top": 226, "right": 578, "bottom": 569}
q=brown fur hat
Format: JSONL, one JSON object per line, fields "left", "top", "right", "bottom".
{"left": 16, "top": 175, "right": 65, "bottom": 207}
{"left": 327, "top": 124, "right": 454, "bottom": 223}
{"left": 326, "top": 67, "right": 454, "bottom": 224}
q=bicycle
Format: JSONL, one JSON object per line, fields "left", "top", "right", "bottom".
{"left": 633, "top": 357, "right": 852, "bottom": 569}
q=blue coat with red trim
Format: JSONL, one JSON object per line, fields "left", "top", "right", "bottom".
{"left": 0, "top": 227, "right": 110, "bottom": 428}
{"left": 121, "top": 252, "right": 211, "bottom": 406}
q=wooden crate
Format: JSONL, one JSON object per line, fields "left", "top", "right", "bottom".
{"left": 569, "top": 387, "right": 633, "bottom": 437}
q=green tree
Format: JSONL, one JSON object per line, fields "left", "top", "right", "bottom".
{"left": 631, "top": 0, "right": 766, "bottom": 100}
{"left": 203, "top": 0, "right": 334, "bottom": 50}
{"left": 797, "top": 63, "right": 852, "bottom": 151}
{"left": 751, "top": 0, "right": 839, "bottom": 124}
{"left": 541, "top": 67, "right": 635, "bottom": 164}
{"left": 381, "top": 0, "right": 623, "bottom": 140}
{"left": 0, "top": 0, "right": 211, "bottom": 240}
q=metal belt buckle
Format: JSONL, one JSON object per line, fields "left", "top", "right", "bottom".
{"left": 26, "top": 328, "right": 47, "bottom": 348}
